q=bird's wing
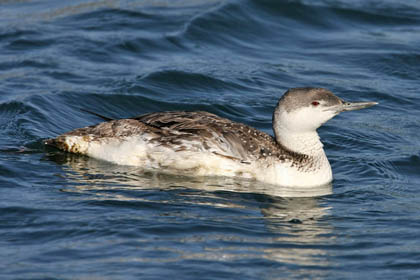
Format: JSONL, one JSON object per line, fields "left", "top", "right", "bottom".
{"left": 46, "top": 111, "right": 279, "bottom": 162}
{"left": 135, "top": 111, "right": 277, "bottom": 161}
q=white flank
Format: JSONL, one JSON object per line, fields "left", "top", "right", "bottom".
{"left": 61, "top": 133, "right": 332, "bottom": 187}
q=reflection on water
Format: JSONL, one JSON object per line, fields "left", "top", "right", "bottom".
{"left": 46, "top": 151, "right": 334, "bottom": 277}
{"left": 260, "top": 199, "right": 333, "bottom": 278}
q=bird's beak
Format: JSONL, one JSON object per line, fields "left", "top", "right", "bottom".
{"left": 340, "top": 100, "right": 378, "bottom": 112}
{"left": 325, "top": 99, "right": 378, "bottom": 114}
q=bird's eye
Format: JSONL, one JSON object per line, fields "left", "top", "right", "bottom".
{"left": 311, "top": 101, "right": 320, "bottom": 106}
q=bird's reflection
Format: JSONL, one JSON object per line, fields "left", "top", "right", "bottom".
{"left": 46, "top": 151, "right": 334, "bottom": 277}
{"left": 259, "top": 197, "right": 333, "bottom": 277}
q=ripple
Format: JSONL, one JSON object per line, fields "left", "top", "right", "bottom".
{"left": 139, "top": 70, "right": 248, "bottom": 92}
{"left": 1, "top": 0, "right": 420, "bottom": 279}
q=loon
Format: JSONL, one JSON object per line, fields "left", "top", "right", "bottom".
{"left": 45, "top": 87, "right": 377, "bottom": 187}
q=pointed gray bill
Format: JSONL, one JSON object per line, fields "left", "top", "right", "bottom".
{"left": 341, "top": 100, "right": 378, "bottom": 112}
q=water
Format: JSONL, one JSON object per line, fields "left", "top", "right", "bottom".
{"left": 1, "top": 0, "right": 420, "bottom": 279}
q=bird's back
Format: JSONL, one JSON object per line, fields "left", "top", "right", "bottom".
{"left": 46, "top": 111, "right": 283, "bottom": 165}
{"left": 135, "top": 111, "right": 281, "bottom": 162}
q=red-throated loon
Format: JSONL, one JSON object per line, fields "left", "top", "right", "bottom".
{"left": 45, "top": 87, "right": 377, "bottom": 187}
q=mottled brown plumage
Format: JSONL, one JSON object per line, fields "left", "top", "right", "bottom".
{"left": 47, "top": 111, "right": 308, "bottom": 168}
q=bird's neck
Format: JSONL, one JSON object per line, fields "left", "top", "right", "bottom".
{"left": 274, "top": 126, "right": 325, "bottom": 157}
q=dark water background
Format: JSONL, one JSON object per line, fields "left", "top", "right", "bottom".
{"left": 1, "top": 0, "right": 420, "bottom": 279}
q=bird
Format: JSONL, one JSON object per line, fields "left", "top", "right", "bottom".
{"left": 45, "top": 87, "right": 377, "bottom": 187}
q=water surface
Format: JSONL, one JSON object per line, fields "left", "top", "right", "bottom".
{"left": 1, "top": 0, "right": 420, "bottom": 279}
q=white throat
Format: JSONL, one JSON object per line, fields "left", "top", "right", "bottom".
{"left": 274, "top": 126, "right": 324, "bottom": 156}
{"left": 273, "top": 108, "right": 326, "bottom": 156}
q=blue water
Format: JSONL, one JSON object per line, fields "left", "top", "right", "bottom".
{"left": 1, "top": 0, "right": 420, "bottom": 279}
